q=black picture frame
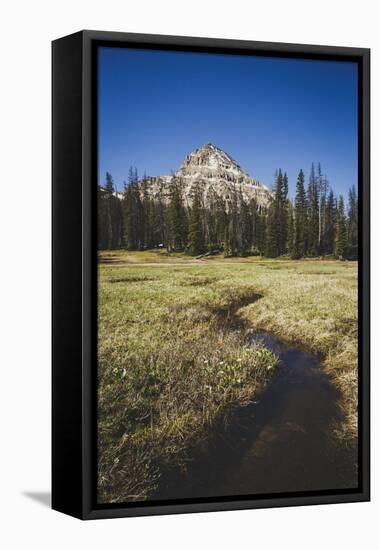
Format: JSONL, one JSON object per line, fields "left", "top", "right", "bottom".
{"left": 52, "top": 30, "right": 370, "bottom": 520}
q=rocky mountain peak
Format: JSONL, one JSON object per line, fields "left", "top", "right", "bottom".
{"left": 141, "top": 144, "right": 272, "bottom": 209}
{"left": 176, "top": 143, "right": 250, "bottom": 182}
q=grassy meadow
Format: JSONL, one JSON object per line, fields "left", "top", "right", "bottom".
{"left": 97, "top": 250, "right": 358, "bottom": 503}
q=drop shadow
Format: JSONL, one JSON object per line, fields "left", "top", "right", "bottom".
{"left": 22, "top": 491, "right": 51, "bottom": 507}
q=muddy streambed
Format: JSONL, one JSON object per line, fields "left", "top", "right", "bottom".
{"left": 154, "top": 331, "right": 357, "bottom": 500}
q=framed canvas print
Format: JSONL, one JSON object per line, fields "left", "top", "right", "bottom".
{"left": 52, "top": 30, "right": 370, "bottom": 519}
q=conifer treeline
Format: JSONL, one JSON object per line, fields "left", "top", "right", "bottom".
{"left": 98, "top": 163, "right": 358, "bottom": 260}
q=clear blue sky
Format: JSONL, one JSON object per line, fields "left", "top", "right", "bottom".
{"left": 98, "top": 46, "right": 358, "bottom": 198}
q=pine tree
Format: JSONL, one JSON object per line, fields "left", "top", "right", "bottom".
{"left": 97, "top": 184, "right": 107, "bottom": 249}
{"left": 273, "top": 169, "right": 283, "bottom": 256}
{"left": 334, "top": 195, "right": 347, "bottom": 259}
{"left": 287, "top": 202, "right": 295, "bottom": 258}
{"left": 293, "top": 169, "right": 307, "bottom": 259}
{"left": 187, "top": 186, "right": 205, "bottom": 256}
{"left": 123, "top": 167, "right": 143, "bottom": 250}
{"left": 324, "top": 190, "right": 336, "bottom": 255}
{"left": 223, "top": 218, "right": 231, "bottom": 257}
{"left": 167, "top": 177, "right": 186, "bottom": 252}
{"left": 104, "top": 171, "right": 115, "bottom": 195}
{"left": 317, "top": 163, "right": 329, "bottom": 254}
{"left": 265, "top": 201, "right": 278, "bottom": 257}
{"left": 141, "top": 175, "right": 153, "bottom": 249}
{"left": 346, "top": 185, "right": 358, "bottom": 260}
{"left": 112, "top": 195, "right": 123, "bottom": 249}
{"left": 307, "top": 163, "right": 320, "bottom": 256}
{"left": 280, "top": 172, "right": 289, "bottom": 254}
{"left": 228, "top": 187, "right": 239, "bottom": 256}
{"left": 265, "top": 169, "right": 286, "bottom": 257}
{"left": 127, "top": 166, "right": 136, "bottom": 188}
{"left": 249, "top": 198, "right": 259, "bottom": 254}
{"left": 256, "top": 208, "right": 266, "bottom": 255}
{"left": 99, "top": 172, "right": 123, "bottom": 249}
{"left": 153, "top": 181, "right": 167, "bottom": 247}
{"left": 204, "top": 190, "right": 216, "bottom": 251}
{"left": 103, "top": 172, "right": 114, "bottom": 248}
{"left": 239, "top": 193, "right": 252, "bottom": 256}
{"left": 214, "top": 196, "right": 227, "bottom": 251}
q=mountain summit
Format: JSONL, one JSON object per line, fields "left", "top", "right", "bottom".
{"left": 143, "top": 144, "right": 272, "bottom": 208}
{"left": 177, "top": 143, "right": 255, "bottom": 182}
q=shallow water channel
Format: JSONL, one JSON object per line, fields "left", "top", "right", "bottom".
{"left": 154, "top": 331, "right": 357, "bottom": 500}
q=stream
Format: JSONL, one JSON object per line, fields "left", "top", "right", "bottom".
{"left": 154, "top": 331, "right": 357, "bottom": 500}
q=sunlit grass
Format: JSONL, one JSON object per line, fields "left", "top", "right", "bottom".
{"left": 97, "top": 253, "right": 358, "bottom": 503}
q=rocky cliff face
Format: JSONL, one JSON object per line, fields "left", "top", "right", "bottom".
{"left": 142, "top": 143, "right": 272, "bottom": 208}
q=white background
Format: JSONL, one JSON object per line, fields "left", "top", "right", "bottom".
{"left": 0, "top": 0, "right": 376, "bottom": 548}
